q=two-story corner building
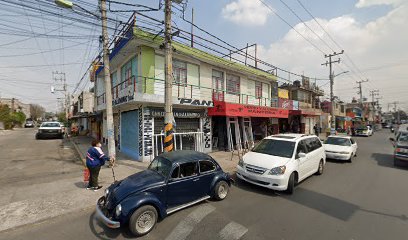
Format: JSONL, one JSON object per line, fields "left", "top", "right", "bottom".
{"left": 279, "top": 77, "right": 324, "bottom": 135}
{"left": 321, "top": 99, "right": 347, "bottom": 130}
{"left": 69, "top": 91, "right": 95, "bottom": 135}
{"left": 92, "top": 24, "right": 286, "bottom": 161}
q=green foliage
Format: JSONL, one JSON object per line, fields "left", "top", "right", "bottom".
{"left": 0, "top": 104, "right": 26, "bottom": 129}
{"left": 57, "top": 112, "right": 67, "bottom": 125}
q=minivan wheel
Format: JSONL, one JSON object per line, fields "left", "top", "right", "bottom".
{"left": 129, "top": 205, "right": 158, "bottom": 237}
{"left": 213, "top": 180, "right": 229, "bottom": 200}
{"left": 286, "top": 173, "right": 296, "bottom": 195}
{"left": 316, "top": 160, "right": 324, "bottom": 175}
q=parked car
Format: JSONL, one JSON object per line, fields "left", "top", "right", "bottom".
{"left": 24, "top": 120, "right": 35, "bottom": 128}
{"left": 390, "top": 128, "right": 408, "bottom": 166}
{"left": 355, "top": 126, "right": 373, "bottom": 137}
{"left": 35, "top": 122, "right": 64, "bottom": 139}
{"left": 236, "top": 134, "right": 326, "bottom": 194}
{"left": 96, "top": 150, "right": 233, "bottom": 237}
{"left": 323, "top": 136, "right": 357, "bottom": 162}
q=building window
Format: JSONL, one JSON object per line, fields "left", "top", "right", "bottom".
{"left": 173, "top": 60, "right": 187, "bottom": 86}
{"left": 212, "top": 70, "right": 224, "bottom": 101}
{"left": 255, "top": 81, "right": 262, "bottom": 99}
{"left": 121, "top": 57, "right": 136, "bottom": 89}
{"left": 226, "top": 74, "right": 240, "bottom": 95}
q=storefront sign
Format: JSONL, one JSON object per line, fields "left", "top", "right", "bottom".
{"left": 278, "top": 98, "right": 294, "bottom": 110}
{"left": 278, "top": 89, "right": 289, "bottom": 99}
{"left": 177, "top": 98, "right": 213, "bottom": 107}
{"left": 149, "top": 108, "right": 206, "bottom": 118}
{"left": 113, "top": 95, "right": 134, "bottom": 105}
{"left": 208, "top": 101, "right": 289, "bottom": 118}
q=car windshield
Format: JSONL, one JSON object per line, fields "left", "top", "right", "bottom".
{"left": 41, "top": 123, "right": 60, "bottom": 127}
{"left": 251, "top": 139, "right": 295, "bottom": 158}
{"left": 148, "top": 157, "right": 172, "bottom": 177}
{"left": 357, "top": 127, "right": 368, "bottom": 130}
{"left": 398, "top": 133, "right": 408, "bottom": 143}
{"left": 325, "top": 137, "right": 351, "bottom": 146}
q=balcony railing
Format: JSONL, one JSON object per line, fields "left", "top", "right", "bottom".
{"left": 96, "top": 75, "right": 281, "bottom": 108}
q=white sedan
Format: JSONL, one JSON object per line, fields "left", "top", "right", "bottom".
{"left": 323, "top": 136, "right": 358, "bottom": 162}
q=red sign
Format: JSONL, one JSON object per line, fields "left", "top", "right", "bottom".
{"left": 289, "top": 109, "right": 321, "bottom": 116}
{"left": 278, "top": 98, "right": 294, "bottom": 110}
{"left": 208, "top": 101, "right": 289, "bottom": 118}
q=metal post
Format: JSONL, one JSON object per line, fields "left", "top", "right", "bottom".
{"left": 101, "top": 0, "right": 116, "bottom": 159}
{"left": 190, "top": 8, "right": 194, "bottom": 48}
{"left": 164, "top": 0, "right": 174, "bottom": 152}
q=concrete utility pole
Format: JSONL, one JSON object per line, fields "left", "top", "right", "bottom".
{"left": 321, "top": 50, "right": 343, "bottom": 134}
{"left": 100, "top": 0, "right": 116, "bottom": 158}
{"left": 356, "top": 79, "right": 369, "bottom": 108}
{"left": 369, "top": 89, "right": 379, "bottom": 104}
{"left": 163, "top": 0, "right": 174, "bottom": 152}
{"left": 390, "top": 101, "right": 400, "bottom": 123}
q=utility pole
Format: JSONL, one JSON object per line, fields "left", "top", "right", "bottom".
{"left": 390, "top": 101, "right": 400, "bottom": 124}
{"left": 369, "top": 89, "right": 379, "bottom": 104}
{"left": 321, "top": 50, "right": 343, "bottom": 134}
{"left": 163, "top": 0, "right": 174, "bottom": 152}
{"left": 100, "top": 0, "right": 116, "bottom": 158}
{"left": 356, "top": 79, "right": 369, "bottom": 108}
{"left": 52, "top": 71, "right": 68, "bottom": 120}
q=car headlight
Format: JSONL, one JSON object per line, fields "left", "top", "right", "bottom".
{"left": 105, "top": 188, "right": 109, "bottom": 197}
{"left": 269, "top": 166, "right": 286, "bottom": 175}
{"left": 339, "top": 151, "right": 350, "bottom": 154}
{"left": 115, "top": 204, "right": 122, "bottom": 217}
{"left": 238, "top": 159, "right": 244, "bottom": 167}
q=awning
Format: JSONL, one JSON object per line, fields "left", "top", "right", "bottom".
{"left": 208, "top": 101, "right": 289, "bottom": 118}
{"left": 289, "top": 109, "right": 321, "bottom": 116}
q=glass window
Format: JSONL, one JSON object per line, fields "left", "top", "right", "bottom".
{"left": 148, "top": 157, "right": 172, "bottom": 177}
{"left": 252, "top": 139, "right": 295, "bottom": 158}
{"left": 212, "top": 70, "right": 224, "bottom": 91}
{"left": 173, "top": 60, "right": 187, "bottom": 86}
{"left": 325, "top": 137, "right": 352, "bottom": 146}
{"left": 199, "top": 160, "right": 216, "bottom": 173}
{"left": 41, "top": 122, "right": 60, "bottom": 127}
{"left": 226, "top": 74, "right": 240, "bottom": 95}
{"left": 350, "top": 138, "right": 355, "bottom": 144}
{"left": 296, "top": 140, "right": 308, "bottom": 155}
{"left": 171, "top": 166, "right": 180, "bottom": 179}
{"left": 179, "top": 162, "right": 198, "bottom": 178}
{"left": 255, "top": 81, "right": 262, "bottom": 99}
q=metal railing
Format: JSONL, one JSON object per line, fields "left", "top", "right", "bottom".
{"left": 151, "top": 132, "right": 204, "bottom": 158}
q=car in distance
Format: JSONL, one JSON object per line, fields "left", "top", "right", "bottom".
{"left": 96, "top": 150, "right": 233, "bottom": 237}
{"left": 355, "top": 125, "right": 373, "bottom": 137}
{"left": 35, "top": 122, "right": 64, "bottom": 139}
{"left": 390, "top": 127, "right": 408, "bottom": 166}
{"left": 236, "top": 134, "right": 326, "bottom": 194}
{"left": 24, "top": 120, "right": 35, "bottom": 128}
{"left": 323, "top": 136, "right": 357, "bottom": 162}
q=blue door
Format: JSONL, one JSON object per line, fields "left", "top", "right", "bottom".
{"left": 120, "top": 110, "right": 139, "bottom": 160}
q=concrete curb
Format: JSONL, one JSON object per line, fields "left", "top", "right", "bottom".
{"left": 69, "top": 138, "right": 86, "bottom": 167}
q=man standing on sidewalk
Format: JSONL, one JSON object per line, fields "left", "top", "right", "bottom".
{"left": 86, "top": 140, "right": 110, "bottom": 191}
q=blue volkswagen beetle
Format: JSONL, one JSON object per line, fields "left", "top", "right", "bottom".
{"left": 96, "top": 150, "right": 233, "bottom": 237}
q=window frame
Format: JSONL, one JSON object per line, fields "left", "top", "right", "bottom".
{"left": 173, "top": 59, "right": 188, "bottom": 86}
{"left": 199, "top": 160, "right": 217, "bottom": 174}
{"left": 296, "top": 140, "right": 308, "bottom": 157}
{"left": 171, "top": 161, "right": 199, "bottom": 180}
{"left": 226, "top": 74, "right": 240, "bottom": 96}
{"left": 255, "top": 81, "right": 263, "bottom": 99}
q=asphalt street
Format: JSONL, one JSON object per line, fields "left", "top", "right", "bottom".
{"left": 1, "top": 129, "right": 407, "bottom": 240}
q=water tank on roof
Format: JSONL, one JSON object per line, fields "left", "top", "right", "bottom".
{"left": 294, "top": 80, "right": 301, "bottom": 87}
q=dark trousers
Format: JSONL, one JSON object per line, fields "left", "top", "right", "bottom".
{"left": 88, "top": 166, "right": 101, "bottom": 188}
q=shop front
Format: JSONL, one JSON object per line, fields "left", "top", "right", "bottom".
{"left": 289, "top": 109, "right": 321, "bottom": 134}
{"left": 208, "top": 101, "right": 289, "bottom": 151}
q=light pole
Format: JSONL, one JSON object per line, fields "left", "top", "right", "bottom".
{"left": 55, "top": 0, "right": 116, "bottom": 159}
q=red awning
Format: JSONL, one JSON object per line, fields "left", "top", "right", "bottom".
{"left": 289, "top": 109, "right": 321, "bottom": 116}
{"left": 208, "top": 101, "right": 289, "bottom": 118}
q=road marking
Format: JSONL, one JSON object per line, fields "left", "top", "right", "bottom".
{"left": 165, "top": 204, "right": 215, "bottom": 240}
{"left": 219, "top": 221, "right": 248, "bottom": 240}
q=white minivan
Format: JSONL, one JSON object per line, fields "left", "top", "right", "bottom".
{"left": 236, "top": 134, "right": 326, "bottom": 194}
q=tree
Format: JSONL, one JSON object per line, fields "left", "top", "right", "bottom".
{"left": 30, "top": 104, "right": 45, "bottom": 120}
{"left": 57, "top": 112, "right": 67, "bottom": 124}
{"left": 0, "top": 104, "right": 25, "bottom": 129}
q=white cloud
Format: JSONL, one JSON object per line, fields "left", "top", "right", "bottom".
{"left": 258, "top": 3, "right": 408, "bottom": 108}
{"left": 355, "top": 0, "right": 404, "bottom": 8}
{"left": 222, "top": 0, "right": 271, "bottom": 26}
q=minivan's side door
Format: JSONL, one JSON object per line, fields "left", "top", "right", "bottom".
{"left": 295, "top": 140, "right": 309, "bottom": 180}
{"left": 304, "top": 138, "right": 319, "bottom": 176}
{"left": 197, "top": 160, "right": 218, "bottom": 197}
{"left": 166, "top": 161, "right": 203, "bottom": 208}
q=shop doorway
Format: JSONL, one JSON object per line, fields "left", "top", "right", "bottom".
{"left": 226, "top": 117, "right": 242, "bottom": 151}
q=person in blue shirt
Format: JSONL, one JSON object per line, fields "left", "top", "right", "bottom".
{"left": 86, "top": 140, "right": 111, "bottom": 191}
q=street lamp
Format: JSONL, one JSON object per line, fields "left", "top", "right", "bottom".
{"left": 334, "top": 71, "right": 349, "bottom": 78}
{"left": 55, "top": 0, "right": 116, "bottom": 160}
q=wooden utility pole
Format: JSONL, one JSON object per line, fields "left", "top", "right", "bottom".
{"left": 321, "top": 50, "right": 343, "bottom": 134}
{"left": 164, "top": 0, "right": 174, "bottom": 152}
{"left": 101, "top": 0, "right": 116, "bottom": 158}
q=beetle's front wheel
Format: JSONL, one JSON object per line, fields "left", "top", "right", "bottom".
{"left": 129, "top": 205, "right": 157, "bottom": 237}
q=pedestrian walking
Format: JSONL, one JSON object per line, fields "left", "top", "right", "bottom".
{"left": 313, "top": 124, "right": 319, "bottom": 136}
{"left": 86, "top": 140, "right": 111, "bottom": 191}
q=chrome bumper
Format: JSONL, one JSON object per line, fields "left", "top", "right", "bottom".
{"left": 95, "top": 197, "right": 120, "bottom": 229}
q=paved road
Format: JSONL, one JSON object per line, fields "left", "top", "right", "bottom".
{"left": 1, "top": 130, "right": 408, "bottom": 240}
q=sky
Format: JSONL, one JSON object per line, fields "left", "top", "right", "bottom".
{"left": 0, "top": 0, "right": 407, "bottom": 113}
